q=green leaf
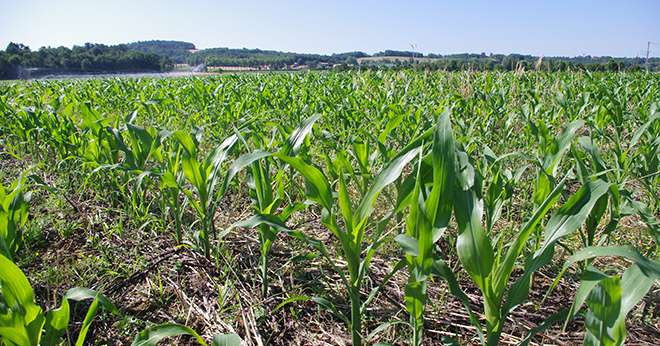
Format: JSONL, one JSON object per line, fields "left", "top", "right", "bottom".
{"left": 212, "top": 333, "right": 242, "bottom": 346}
{"left": 0, "top": 327, "right": 31, "bottom": 346}
{"left": 427, "top": 111, "right": 455, "bottom": 236}
{"left": 222, "top": 150, "right": 272, "bottom": 196}
{"left": 173, "top": 131, "right": 198, "bottom": 157}
{"left": 63, "top": 287, "right": 119, "bottom": 315}
{"left": 43, "top": 299, "right": 70, "bottom": 345}
{"left": 231, "top": 213, "right": 291, "bottom": 233}
{"left": 285, "top": 113, "right": 321, "bottom": 155}
{"left": 0, "top": 254, "right": 40, "bottom": 318}
{"left": 0, "top": 254, "right": 44, "bottom": 345}
{"left": 565, "top": 266, "right": 609, "bottom": 327}
{"left": 205, "top": 134, "right": 239, "bottom": 187}
{"left": 493, "top": 176, "right": 566, "bottom": 295}
{"left": 563, "top": 246, "right": 660, "bottom": 279}
{"left": 533, "top": 120, "right": 583, "bottom": 204}
{"left": 75, "top": 298, "right": 99, "bottom": 346}
{"left": 132, "top": 323, "right": 208, "bottom": 346}
{"left": 273, "top": 295, "right": 311, "bottom": 312}
{"left": 337, "top": 166, "right": 354, "bottom": 231}
{"left": 536, "top": 180, "right": 610, "bottom": 257}
{"left": 583, "top": 276, "right": 624, "bottom": 346}
{"left": 619, "top": 264, "right": 656, "bottom": 318}
{"left": 395, "top": 234, "right": 419, "bottom": 256}
{"left": 60, "top": 288, "right": 117, "bottom": 346}
{"left": 354, "top": 146, "right": 422, "bottom": 228}
{"left": 629, "top": 110, "right": 659, "bottom": 148}
{"left": 276, "top": 155, "right": 334, "bottom": 212}
{"left": 453, "top": 188, "right": 493, "bottom": 291}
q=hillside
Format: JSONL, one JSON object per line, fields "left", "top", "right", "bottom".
{"left": 126, "top": 40, "right": 196, "bottom": 63}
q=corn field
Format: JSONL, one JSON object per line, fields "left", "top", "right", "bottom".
{"left": 0, "top": 71, "right": 658, "bottom": 345}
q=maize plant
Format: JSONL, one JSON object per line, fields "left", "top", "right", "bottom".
{"left": 435, "top": 114, "right": 613, "bottom": 345}
{"left": 280, "top": 132, "right": 422, "bottom": 345}
{"left": 528, "top": 117, "right": 583, "bottom": 207}
{"left": 574, "top": 112, "right": 660, "bottom": 248}
{"left": 559, "top": 246, "right": 659, "bottom": 345}
{"left": 229, "top": 114, "right": 319, "bottom": 296}
{"left": 174, "top": 130, "right": 238, "bottom": 258}
{"left": 0, "top": 174, "right": 31, "bottom": 260}
{"left": 0, "top": 254, "right": 118, "bottom": 345}
{"left": 107, "top": 119, "right": 166, "bottom": 218}
{"left": 395, "top": 112, "right": 455, "bottom": 345}
{"left": 479, "top": 146, "right": 526, "bottom": 236}
{"left": 158, "top": 134, "right": 187, "bottom": 244}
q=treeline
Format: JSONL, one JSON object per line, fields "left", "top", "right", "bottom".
{"left": 1, "top": 39, "right": 656, "bottom": 79}
{"left": 126, "top": 40, "right": 195, "bottom": 63}
{"left": 190, "top": 48, "right": 299, "bottom": 68}
{"left": 188, "top": 47, "right": 368, "bottom": 68}
{"left": 127, "top": 41, "right": 369, "bottom": 68}
{"left": 0, "top": 42, "right": 173, "bottom": 79}
{"left": 356, "top": 53, "right": 658, "bottom": 72}
{"left": 373, "top": 50, "right": 421, "bottom": 57}
{"left": 190, "top": 46, "right": 657, "bottom": 71}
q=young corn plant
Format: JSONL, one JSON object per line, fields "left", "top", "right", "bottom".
{"left": 559, "top": 246, "right": 660, "bottom": 345}
{"left": 588, "top": 88, "right": 655, "bottom": 188}
{"left": 438, "top": 116, "right": 611, "bottom": 345}
{"left": 574, "top": 134, "right": 660, "bottom": 248}
{"left": 463, "top": 178, "right": 610, "bottom": 344}
{"left": 590, "top": 104, "right": 659, "bottom": 214}
{"left": 80, "top": 114, "right": 162, "bottom": 215}
{"left": 548, "top": 138, "right": 660, "bottom": 345}
{"left": 229, "top": 115, "right": 319, "bottom": 296}
{"left": 158, "top": 135, "right": 188, "bottom": 244}
{"left": 394, "top": 113, "right": 454, "bottom": 345}
{"left": 0, "top": 174, "right": 31, "bottom": 260}
{"left": 100, "top": 116, "right": 166, "bottom": 219}
{"left": 174, "top": 130, "right": 238, "bottom": 258}
{"left": 529, "top": 118, "right": 583, "bottom": 206}
{"left": 279, "top": 141, "right": 422, "bottom": 345}
{"left": 0, "top": 254, "right": 118, "bottom": 345}
{"left": 479, "top": 146, "right": 527, "bottom": 236}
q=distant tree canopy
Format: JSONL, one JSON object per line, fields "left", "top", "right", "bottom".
{"left": 359, "top": 52, "right": 658, "bottom": 72}
{"left": 186, "top": 48, "right": 368, "bottom": 68}
{"left": 373, "top": 50, "right": 422, "bottom": 57}
{"left": 126, "top": 40, "right": 195, "bottom": 64}
{"left": 190, "top": 47, "right": 657, "bottom": 72}
{"left": 0, "top": 42, "right": 173, "bottom": 79}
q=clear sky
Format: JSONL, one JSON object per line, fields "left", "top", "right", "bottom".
{"left": 1, "top": 0, "right": 658, "bottom": 57}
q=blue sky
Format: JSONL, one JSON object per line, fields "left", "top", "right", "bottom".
{"left": 1, "top": 0, "right": 658, "bottom": 57}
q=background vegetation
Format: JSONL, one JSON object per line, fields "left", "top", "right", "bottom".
{"left": 0, "top": 42, "right": 174, "bottom": 79}
{"left": 1, "top": 40, "right": 657, "bottom": 79}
